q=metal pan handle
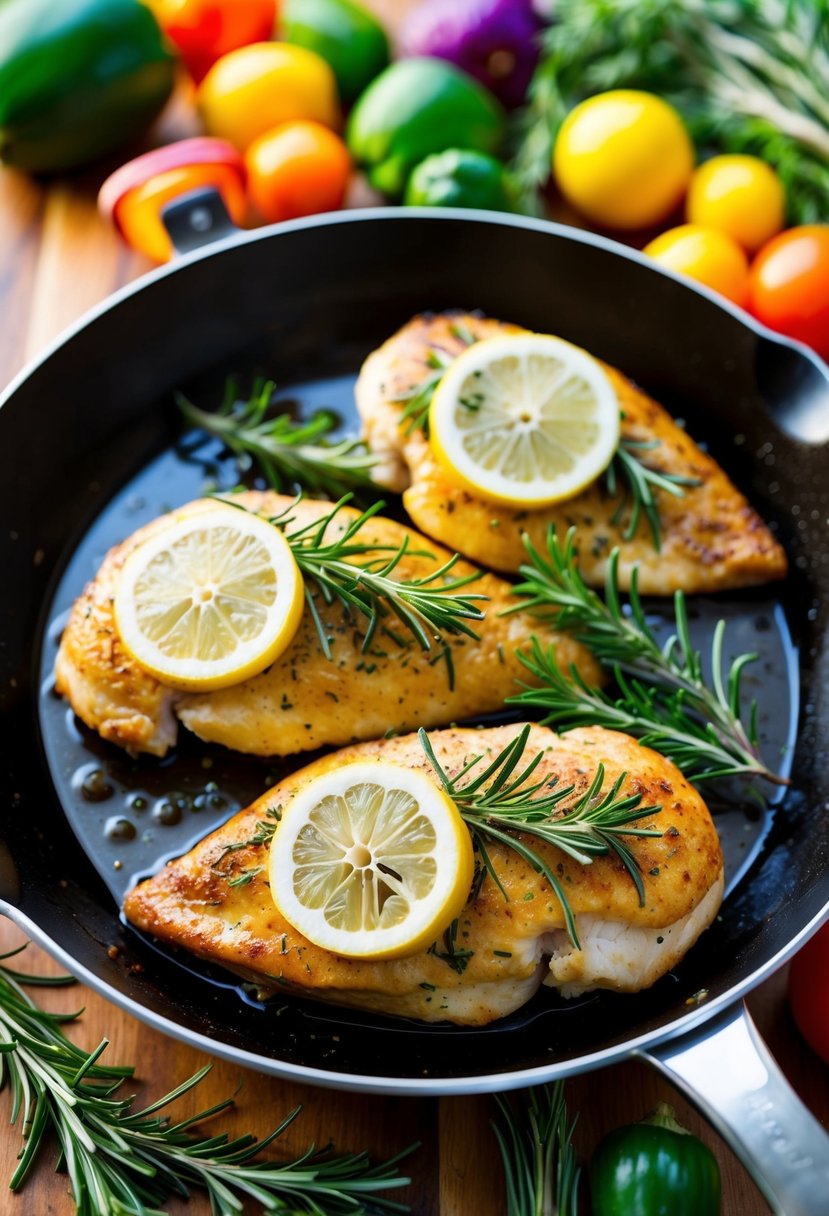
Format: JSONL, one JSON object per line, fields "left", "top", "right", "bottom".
{"left": 161, "top": 187, "right": 241, "bottom": 256}
{"left": 639, "top": 1000, "right": 829, "bottom": 1215}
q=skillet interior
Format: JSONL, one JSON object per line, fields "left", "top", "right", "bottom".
{"left": 2, "top": 211, "right": 828, "bottom": 1088}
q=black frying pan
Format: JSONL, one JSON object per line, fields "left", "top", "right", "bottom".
{"left": 2, "top": 205, "right": 829, "bottom": 1214}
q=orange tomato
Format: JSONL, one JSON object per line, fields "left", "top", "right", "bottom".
{"left": 147, "top": 0, "right": 278, "bottom": 82}
{"left": 198, "top": 42, "right": 340, "bottom": 152}
{"left": 643, "top": 224, "right": 750, "bottom": 307}
{"left": 245, "top": 120, "right": 350, "bottom": 223}
{"left": 748, "top": 225, "right": 829, "bottom": 359}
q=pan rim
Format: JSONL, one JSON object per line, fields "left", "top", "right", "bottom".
{"left": 4, "top": 206, "right": 828, "bottom": 1093}
{"left": 1, "top": 206, "right": 827, "bottom": 425}
{"left": 1, "top": 897, "right": 827, "bottom": 1095}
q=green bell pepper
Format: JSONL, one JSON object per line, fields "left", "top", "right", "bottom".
{"left": 281, "top": 0, "right": 390, "bottom": 107}
{"left": 404, "top": 148, "right": 518, "bottom": 213}
{"left": 590, "top": 1104, "right": 722, "bottom": 1216}
{"left": 346, "top": 57, "right": 505, "bottom": 198}
{"left": 0, "top": 0, "right": 175, "bottom": 173}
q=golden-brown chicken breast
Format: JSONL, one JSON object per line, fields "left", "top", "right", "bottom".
{"left": 355, "top": 312, "right": 787, "bottom": 595}
{"left": 124, "top": 724, "right": 724, "bottom": 1025}
{"left": 55, "top": 493, "right": 599, "bottom": 758}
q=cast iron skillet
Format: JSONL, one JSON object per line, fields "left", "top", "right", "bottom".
{"left": 1, "top": 204, "right": 829, "bottom": 1214}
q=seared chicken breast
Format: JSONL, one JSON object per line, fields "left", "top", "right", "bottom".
{"left": 356, "top": 313, "right": 787, "bottom": 595}
{"left": 55, "top": 493, "right": 599, "bottom": 758}
{"left": 124, "top": 724, "right": 724, "bottom": 1025}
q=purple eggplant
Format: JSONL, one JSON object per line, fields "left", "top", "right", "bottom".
{"left": 399, "top": 0, "right": 544, "bottom": 109}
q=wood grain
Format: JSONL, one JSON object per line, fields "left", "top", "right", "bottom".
{"left": 0, "top": 2, "right": 827, "bottom": 1212}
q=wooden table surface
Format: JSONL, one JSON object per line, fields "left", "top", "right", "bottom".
{"left": 1, "top": 4, "right": 827, "bottom": 1212}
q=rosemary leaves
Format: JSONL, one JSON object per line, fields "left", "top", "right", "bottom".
{"left": 418, "top": 724, "right": 662, "bottom": 948}
{"left": 508, "top": 528, "right": 786, "bottom": 787}
{"left": 178, "top": 377, "right": 378, "bottom": 500}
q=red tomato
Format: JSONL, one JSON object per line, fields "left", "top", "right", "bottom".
{"left": 789, "top": 922, "right": 829, "bottom": 1063}
{"left": 245, "top": 120, "right": 350, "bottom": 223}
{"left": 148, "top": 0, "right": 277, "bottom": 82}
{"left": 748, "top": 225, "right": 829, "bottom": 360}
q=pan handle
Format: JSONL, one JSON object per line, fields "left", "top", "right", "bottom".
{"left": 638, "top": 1000, "right": 829, "bottom": 1215}
{"left": 161, "top": 187, "right": 241, "bottom": 256}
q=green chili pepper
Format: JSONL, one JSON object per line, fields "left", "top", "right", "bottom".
{"left": 0, "top": 0, "right": 175, "bottom": 173}
{"left": 404, "top": 148, "right": 519, "bottom": 213}
{"left": 590, "top": 1103, "right": 722, "bottom": 1216}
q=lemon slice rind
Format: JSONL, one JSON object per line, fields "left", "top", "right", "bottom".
{"left": 429, "top": 332, "right": 621, "bottom": 507}
{"left": 114, "top": 503, "right": 304, "bottom": 692}
{"left": 269, "top": 759, "right": 474, "bottom": 960}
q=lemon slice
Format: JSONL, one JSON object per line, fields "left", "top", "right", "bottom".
{"left": 114, "top": 503, "right": 304, "bottom": 691}
{"left": 429, "top": 333, "right": 621, "bottom": 506}
{"left": 269, "top": 760, "right": 474, "bottom": 960}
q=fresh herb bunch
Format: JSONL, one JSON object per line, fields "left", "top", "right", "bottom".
{"left": 0, "top": 945, "right": 412, "bottom": 1215}
{"left": 418, "top": 724, "right": 662, "bottom": 948}
{"left": 513, "top": 0, "right": 829, "bottom": 221}
{"left": 492, "top": 1082, "right": 580, "bottom": 1216}
{"left": 507, "top": 528, "right": 786, "bottom": 786}
{"left": 268, "top": 497, "right": 487, "bottom": 672}
{"left": 178, "top": 377, "right": 379, "bottom": 500}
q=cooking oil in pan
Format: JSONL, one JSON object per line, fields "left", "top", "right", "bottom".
{"left": 35, "top": 367, "right": 799, "bottom": 1024}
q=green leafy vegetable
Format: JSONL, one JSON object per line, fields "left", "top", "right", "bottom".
{"left": 506, "top": 528, "right": 787, "bottom": 787}
{"left": 178, "top": 377, "right": 379, "bottom": 500}
{"left": 0, "top": 945, "right": 412, "bottom": 1215}
{"left": 513, "top": 0, "right": 829, "bottom": 222}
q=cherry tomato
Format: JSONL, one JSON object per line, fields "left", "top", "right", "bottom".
{"left": 147, "top": 0, "right": 278, "bottom": 83}
{"left": 748, "top": 225, "right": 829, "bottom": 359}
{"left": 687, "top": 155, "right": 785, "bottom": 254}
{"left": 99, "top": 138, "right": 247, "bottom": 262}
{"left": 245, "top": 120, "right": 350, "bottom": 223}
{"left": 789, "top": 922, "right": 829, "bottom": 1064}
{"left": 644, "top": 223, "right": 750, "bottom": 306}
{"left": 198, "top": 41, "right": 340, "bottom": 151}
{"left": 553, "top": 90, "right": 693, "bottom": 230}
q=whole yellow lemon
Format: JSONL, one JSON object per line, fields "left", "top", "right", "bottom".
{"left": 553, "top": 90, "right": 693, "bottom": 230}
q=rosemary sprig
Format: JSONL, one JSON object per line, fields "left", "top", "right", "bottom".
{"left": 607, "top": 441, "right": 701, "bottom": 551}
{"left": 492, "top": 1082, "right": 580, "bottom": 1216}
{"left": 0, "top": 944, "right": 412, "bottom": 1215}
{"left": 418, "top": 725, "right": 662, "bottom": 948}
{"left": 273, "top": 497, "right": 488, "bottom": 663}
{"left": 178, "top": 377, "right": 378, "bottom": 499}
{"left": 507, "top": 528, "right": 786, "bottom": 786}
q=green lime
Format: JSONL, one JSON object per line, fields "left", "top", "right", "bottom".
{"left": 281, "top": 0, "right": 389, "bottom": 106}
{"left": 347, "top": 57, "right": 505, "bottom": 197}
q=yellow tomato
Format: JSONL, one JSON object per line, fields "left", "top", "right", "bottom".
{"left": 687, "top": 155, "right": 785, "bottom": 253}
{"left": 197, "top": 42, "right": 340, "bottom": 151}
{"left": 644, "top": 224, "right": 750, "bottom": 306}
{"left": 553, "top": 90, "right": 693, "bottom": 230}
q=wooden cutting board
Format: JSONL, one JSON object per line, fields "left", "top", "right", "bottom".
{"left": 0, "top": 3, "right": 826, "bottom": 1212}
